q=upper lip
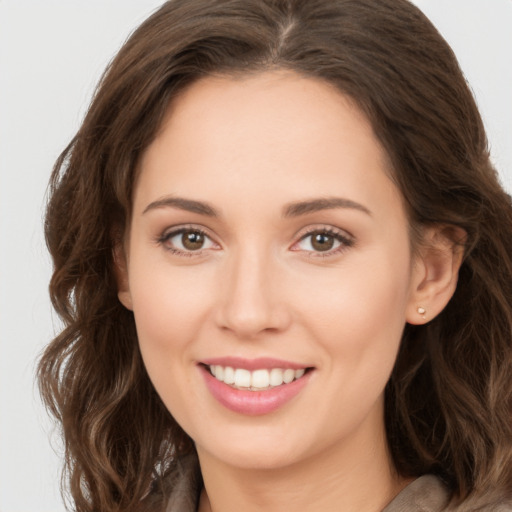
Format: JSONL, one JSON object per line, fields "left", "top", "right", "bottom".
{"left": 200, "top": 356, "right": 310, "bottom": 371}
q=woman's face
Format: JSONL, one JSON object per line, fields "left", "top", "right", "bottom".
{"left": 119, "top": 71, "right": 424, "bottom": 470}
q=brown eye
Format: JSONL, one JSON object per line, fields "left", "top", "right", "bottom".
{"left": 182, "top": 230, "right": 205, "bottom": 250}
{"left": 161, "top": 228, "right": 217, "bottom": 254}
{"left": 293, "top": 228, "right": 353, "bottom": 255}
{"left": 311, "top": 233, "right": 335, "bottom": 251}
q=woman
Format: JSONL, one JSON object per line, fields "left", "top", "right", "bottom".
{"left": 38, "top": 0, "right": 512, "bottom": 510}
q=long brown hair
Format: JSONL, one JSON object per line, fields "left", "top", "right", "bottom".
{"left": 39, "top": 0, "right": 512, "bottom": 510}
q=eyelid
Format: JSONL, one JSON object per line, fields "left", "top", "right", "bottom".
{"left": 156, "top": 223, "right": 354, "bottom": 258}
{"left": 157, "top": 224, "right": 221, "bottom": 255}
{"left": 290, "top": 224, "right": 355, "bottom": 256}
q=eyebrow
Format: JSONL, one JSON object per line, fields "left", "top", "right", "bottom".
{"left": 283, "top": 197, "right": 371, "bottom": 217}
{"left": 142, "top": 195, "right": 371, "bottom": 218}
{"left": 143, "top": 196, "right": 219, "bottom": 217}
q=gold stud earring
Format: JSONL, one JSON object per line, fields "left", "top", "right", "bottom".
{"left": 417, "top": 306, "right": 426, "bottom": 319}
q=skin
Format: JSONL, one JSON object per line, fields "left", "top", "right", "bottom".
{"left": 117, "top": 71, "right": 462, "bottom": 511}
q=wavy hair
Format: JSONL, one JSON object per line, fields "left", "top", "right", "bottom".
{"left": 38, "top": 0, "right": 512, "bottom": 510}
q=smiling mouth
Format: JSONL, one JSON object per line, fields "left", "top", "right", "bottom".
{"left": 205, "top": 364, "right": 310, "bottom": 391}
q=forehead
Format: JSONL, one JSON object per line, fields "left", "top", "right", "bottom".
{"left": 135, "top": 70, "right": 402, "bottom": 222}
{"left": 156, "top": 71, "right": 378, "bottom": 162}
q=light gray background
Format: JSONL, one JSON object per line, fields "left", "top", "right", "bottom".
{"left": 0, "top": 1, "right": 511, "bottom": 511}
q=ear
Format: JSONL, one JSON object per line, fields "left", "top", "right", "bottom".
{"left": 406, "top": 225, "right": 466, "bottom": 325}
{"left": 113, "top": 240, "right": 133, "bottom": 311}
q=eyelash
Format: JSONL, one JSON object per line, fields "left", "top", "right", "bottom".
{"left": 292, "top": 227, "right": 355, "bottom": 258}
{"left": 157, "top": 225, "right": 355, "bottom": 258}
{"left": 157, "top": 225, "right": 217, "bottom": 257}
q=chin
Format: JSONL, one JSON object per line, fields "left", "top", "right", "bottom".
{"left": 195, "top": 427, "right": 308, "bottom": 470}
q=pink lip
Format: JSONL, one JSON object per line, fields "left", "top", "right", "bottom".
{"left": 201, "top": 356, "right": 307, "bottom": 371}
{"left": 199, "top": 365, "right": 313, "bottom": 416}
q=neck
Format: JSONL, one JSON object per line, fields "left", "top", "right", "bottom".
{"left": 197, "top": 419, "right": 410, "bottom": 512}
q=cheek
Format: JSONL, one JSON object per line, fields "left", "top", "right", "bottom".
{"left": 293, "top": 254, "right": 411, "bottom": 436}
{"left": 297, "top": 249, "right": 411, "bottom": 372}
{"left": 128, "top": 256, "right": 216, "bottom": 362}
{"left": 127, "top": 260, "right": 217, "bottom": 421}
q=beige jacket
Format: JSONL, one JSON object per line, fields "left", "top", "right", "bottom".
{"left": 160, "top": 455, "right": 511, "bottom": 512}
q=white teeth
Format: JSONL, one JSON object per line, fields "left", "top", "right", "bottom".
{"left": 283, "top": 368, "right": 295, "bottom": 384}
{"left": 213, "top": 365, "right": 224, "bottom": 380}
{"left": 223, "top": 366, "right": 235, "bottom": 384}
{"left": 251, "top": 369, "right": 270, "bottom": 388}
{"left": 234, "top": 368, "right": 251, "bottom": 388}
{"left": 269, "top": 368, "right": 284, "bottom": 386}
{"left": 209, "top": 365, "right": 307, "bottom": 390}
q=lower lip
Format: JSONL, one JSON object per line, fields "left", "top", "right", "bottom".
{"left": 200, "top": 366, "right": 312, "bottom": 416}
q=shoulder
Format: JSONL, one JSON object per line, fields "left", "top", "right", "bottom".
{"left": 383, "top": 475, "right": 451, "bottom": 512}
{"left": 487, "top": 505, "right": 512, "bottom": 512}
{"left": 450, "top": 498, "right": 512, "bottom": 512}
{"left": 163, "top": 453, "right": 202, "bottom": 512}
{"left": 446, "top": 500, "right": 512, "bottom": 512}
{"left": 384, "top": 475, "right": 512, "bottom": 512}
{"left": 139, "top": 452, "right": 202, "bottom": 512}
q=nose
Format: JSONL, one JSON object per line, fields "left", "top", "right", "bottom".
{"left": 215, "top": 247, "right": 292, "bottom": 339}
